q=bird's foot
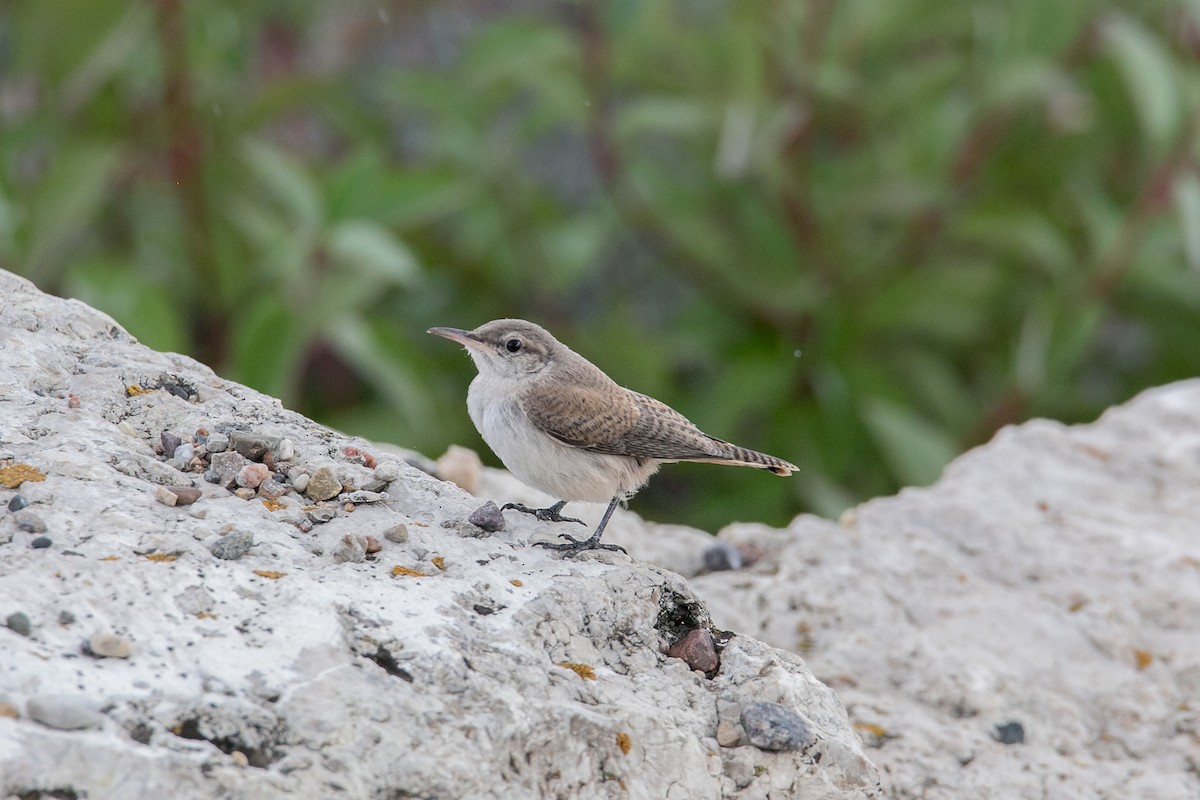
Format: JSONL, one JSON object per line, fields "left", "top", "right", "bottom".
{"left": 501, "top": 500, "right": 585, "bottom": 526}
{"left": 533, "top": 532, "right": 627, "bottom": 557}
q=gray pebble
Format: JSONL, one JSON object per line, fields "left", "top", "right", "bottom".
{"left": 468, "top": 501, "right": 505, "bottom": 532}
{"left": 360, "top": 478, "right": 389, "bottom": 492}
{"left": 740, "top": 701, "right": 814, "bottom": 752}
{"left": 15, "top": 509, "right": 47, "bottom": 534}
{"left": 306, "top": 506, "right": 337, "bottom": 524}
{"left": 8, "top": 494, "right": 29, "bottom": 512}
{"left": 276, "top": 438, "right": 296, "bottom": 461}
{"left": 27, "top": 694, "right": 103, "bottom": 730}
{"left": 291, "top": 472, "right": 310, "bottom": 493}
{"left": 173, "top": 443, "right": 195, "bottom": 463}
{"left": 305, "top": 466, "right": 341, "bottom": 501}
{"left": 257, "top": 479, "right": 288, "bottom": 500}
{"left": 89, "top": 632, "right": 134, "bottom": 659}
{"left": 58, "top": 610, "right": 76, "bottom": 626}
{"left": 160, "top": 431, "right": 182, "bottom": 456}
{"left": 384, "top": 523, "right": 409, "bottom": 543}
{"left": 30, "top": 535, "right": 52, "bottom": 549}
{"left": 993, "top": 721, "right": 1025, "bottom": 745}
{"left": 203, "top": 469, "right": 221, "bottom": 484}
{"left": 374, "top": 461, "right": 402, "bottom": 483}
{"left": 340, "top": 490, "right": 388, "bottom": 505}
{"left": 210, "top": 530, "right": 254, "bottom": 560}
{"left": 6, "top": 612, "right": 32, "bottom": 637}
{"left": 230, "top": 431, "right": 280, "bottom": 462}
{"left": 209, "top": 451, "right": 248, "bottom": 488}
{"left": 206, "top": 432, "right": 230, "bottom": 453}
{"left": 703, "top": 541, "right": 743, "bottom": 572}
{"left": 332, "top": 534, "right": 367, "bottom": 563}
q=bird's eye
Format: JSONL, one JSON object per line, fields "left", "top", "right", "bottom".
{"left": 505, "top": 338, "right": 523, "bottom": 353}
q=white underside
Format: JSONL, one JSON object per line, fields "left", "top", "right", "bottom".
{"left": 467, "top": 373, "right": 658, "bottom": 503}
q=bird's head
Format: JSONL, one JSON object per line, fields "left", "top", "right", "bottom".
{"left": 428, "top": 319, "right": 559, "bottom": 379}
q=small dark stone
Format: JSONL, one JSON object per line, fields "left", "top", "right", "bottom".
{"left": 209, "top": 451, "right": 248, "bottom": 488}
{"left": 160, "top": 431, "right": 182, "bottom": 457}
{"left": 993, "top": 721, "right": 1025, "bottom": 745}
{"left": 58, "top": 610, "right": 76, "bottom": 626}
{"left": 203, "top": 469, "right": 220, "bottom": 484}
{"left": 210, "top": 530, "right": 254, "bottom": 560}
{"left": 468, "top": 501, "right": 505, "bottom": 532}
{"left": 667, "top": 628, "right": 720, "bottom": 673}
{"left": 473, "top": 604, "right": 495, "bottom": 616}
{"left": 8, "top": 494, "right": 29, "bottom": 512}
{"left": 703, "top": 541, "right": 744, "bottom": 572}
{"left": 30, "top": 535, "right": 52, "bottom": 549}
{"left": 6, "top": 612, "right": 32, "bottom": 637}
{"left": 230, "top": 431, "right": 281, "bottom": 462}
{"left": 741, "top": 701, "right": 815, "bottom": 752}
{"left": 306, "top": 506, "right": 338, "bottom": 524}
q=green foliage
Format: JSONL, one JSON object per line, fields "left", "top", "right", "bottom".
{"left": 3, "top": 0, "right": 1199, "bottom": 531}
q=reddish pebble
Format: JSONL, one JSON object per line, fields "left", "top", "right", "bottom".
{"left": 667, "top": 628, "right": 719, "bottom": 673}
{"left": 734, "top": 542, "right": 765, "bottom": 568}
{"left": 170, "top": 487, "right": 203, "bottom": 505}
{"left": 237, "top": 463, "right": 271, "bottom": 489}
{"left": 364, "top": 536, "right": 382, "bottom": 554}
{"left": 67, "top": 394, "right": 80, "bottom": 409}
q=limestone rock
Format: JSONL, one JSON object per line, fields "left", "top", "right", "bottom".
{"left": 0, "top": 269, "right": 880, "bottom": 799}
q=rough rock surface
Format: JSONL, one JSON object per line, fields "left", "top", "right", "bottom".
{"left": 0, "top": 270, "right": 880, "bottom": 799}
{"left": 536, "top": 389, "right": 1200, "bottom": 799}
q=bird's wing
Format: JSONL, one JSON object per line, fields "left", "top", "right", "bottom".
{"left": 522, "top": 384, "right": 736, "bottom": 462}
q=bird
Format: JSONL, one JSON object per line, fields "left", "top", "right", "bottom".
{"left": 428, "top": 319, "right": 797, "bottom": 556}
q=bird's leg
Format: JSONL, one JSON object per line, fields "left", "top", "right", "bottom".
{"left": 501, "top": 499, "right": 585, "bottom": 526}
{"left": 534, "top": 497, "right": 626, "bottom": 556}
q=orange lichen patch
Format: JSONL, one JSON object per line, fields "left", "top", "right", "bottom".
{"left": 616, "top": 732, "right": 632, "bottom": 755}
{"left": 854, "top": 721, "right": 889, "bottom": 737}
{"left": 392, "top": 566, "right": 426, "bottom": 578}
{"left": 431, "top": 556, "right": 446, "bottom": 570}
{"left": 125, "top": 384, "right": 154, "bottom": 397}
{"left": 1077, "top": 443, "right": 1111, "bottom": 461}
{"left": 1068, "top": 597, "right": 1087, "bottom": 613}
{"left": 195, "top": 612, "right": 217, "bottom": 619}
{"left": 0, "top": 464, "right": 46, "bottom": 489}
{"left": 100, "top": 556, "right": 121, "bottom": 562}
{"left": 0, "top": 703, "right": 19, "bottom": 719}
{"left": 253, "top": 570, "right": 286, "bottom": 580}
{"left": 556, "top": 662, "right": 596, "bottom": 680}
{"left": 510, "top": 579, "right": 523, "bottom": 587}
{"left": 261, "top": 499, "right": 284, "bottom": 512}
{"left": 143, "top": 553, "right": 177, "bottom": 562}
{"left": 1135, "top": 650, "right": 1153, "bottom": 670}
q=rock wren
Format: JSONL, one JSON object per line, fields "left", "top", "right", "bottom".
{"left": 429, "top": 319, "right": 797, "bottom": 555}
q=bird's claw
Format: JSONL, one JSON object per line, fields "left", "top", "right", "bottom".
{"left": 533, "top": 535, "right": 627, "bottom": 557}
{"left": 501, "top": 502, "right": 585, "bottom": 526}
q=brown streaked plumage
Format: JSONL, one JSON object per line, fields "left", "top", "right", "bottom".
{"left": 429, "top": 319, "right": 796, "bottom": 555}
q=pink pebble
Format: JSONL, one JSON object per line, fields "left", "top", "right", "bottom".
{"left": 236, "top": 463, "right": 271, "bottom": 489}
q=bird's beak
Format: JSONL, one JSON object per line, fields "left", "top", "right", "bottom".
{"left": 428, "top": 326, "right": 488, "bottom": 352}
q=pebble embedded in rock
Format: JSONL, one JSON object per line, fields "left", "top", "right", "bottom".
{"left": 734, "top": 541, "right": 765, "bottom": 567}
{"left": 340, "top": 490, "right": 388, "bottom": 505}
{"left": 257, "top": 479, "right": 288, "bottom": 500}
{"left": 703, "top": 542, "right": 744, "bottom": 572}
{"left": 6, "top": 612, "right": 32, "bottom": 637}
{"left": 333, "top": 534, "right": 367, "bottom": 563}
{"left": 468, "top": 501, "right": 505, "bottom": 532}
{"left": 30, "top": 535, "right": 52, "bottom": 549}
{"left": 89, "top": 632, "right": 134, "bottom": 659}
{"left": 58, "top": 610, "right": 76, "bottom": 625}
{"left": 173, "top": 443, "right": 195, "bottom": 463}
{"left": 374, "top": 461, "right": 402, "bottom": 483}
{"left": 169, "top": 487, "right": 203, "bottom": 506}
{"left": 230, "top": 431, "right": 280, "bottom": 462}
{"left": 993, "top": 721, "right": 1025, "bottom": 745}
{"left": 27, "top": 694, "right": 103, "bottom": 730}
{"left": 15, "top": 509, "right": 47, "bottom": 533}
{"left": 364, "top": 536, "right": 382, "bottom": 554}
{"left": 203, "top": 469, "right": 220, "bottom": 484}
{"left": 155, "top": 486, "right": 179, "bottom": 507}
{"left": 384, "top": 523, "right": 409, "bottom": 543}
{"left": 209, "top": 451, "right": 248, "bottom": 488}
{"left": 291, "top": 472, "right": 310, "bottom": 493}
{"left": 236, "top": 463, "right": 270, "bottom": 490}
{"left": 210, "top": 530, "right": 254, "bottom": 560}
{"left": 740, "top": 701, "right": 814, "bottom": 752}
{"left": 715, "top": 719, "right": 743, "bottom": 748}
{"left": 160, "top": 431, "right": 182, "bottom": 457}
{"left": 206, "top": 432, "right": 230, "bottom": 453}
{"left": 667, "top": 628, "right": 719, "bottom": 673}
{"left": 306, "top": 506, "right": 337, "bottom": 524}
{"left": 305, "top": 466, "right": 341, "bottom": 501}
{"left": 276, "top": 438, "right": 296, "bottom": 462}
{"left": 8, "top": 494, "right": 28, "bottom": 512}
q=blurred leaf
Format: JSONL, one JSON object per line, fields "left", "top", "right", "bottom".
{"left": 1103, "top": 13, "right": 1180, "bottom": 151}
{"left": 1173, "top": 173, "right": 1200, "bottom": 272}
{"left": 860, "top": 398, "right": 958, "bottom": 487}
{"left": 327, "top": 220, "right": 419, "bottom": 285}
